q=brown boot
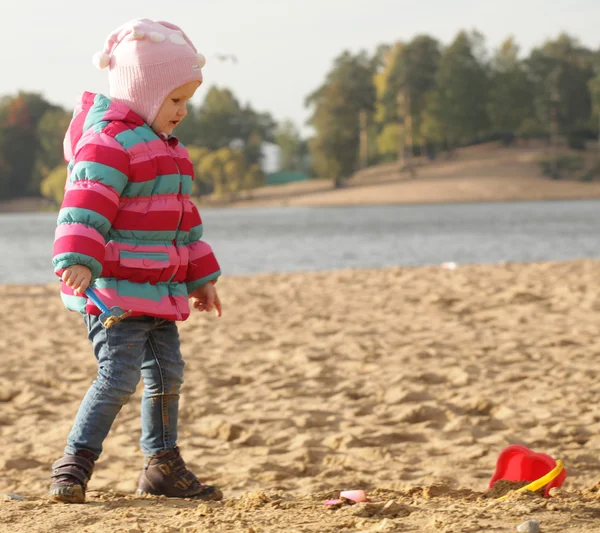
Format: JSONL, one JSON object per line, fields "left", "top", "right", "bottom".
{"left": 136, "top": 446, "right": 222, "bottom": 501}
{"left": 48, "top": 452, "right": 95, "bottom": 504}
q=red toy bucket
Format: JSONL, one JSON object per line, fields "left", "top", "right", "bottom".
{"left": 489, "top": 445, "right": 567, "bottom": 497}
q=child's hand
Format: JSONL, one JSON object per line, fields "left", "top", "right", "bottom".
{"left": 189, "top": 283, "right": 222, "bottom": 317}
{"left": 62, "top": 265, "right": 92, "bottom": 296}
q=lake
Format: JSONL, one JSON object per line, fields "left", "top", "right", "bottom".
{"left": 1, "top": 200, "right": 599, "bottom": 284}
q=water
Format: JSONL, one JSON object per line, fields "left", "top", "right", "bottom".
{"left": 1, "top": 200, "right": 599, "bottom": 284}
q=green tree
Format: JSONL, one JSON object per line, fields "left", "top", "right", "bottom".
{"left": 40, "top": 164, "right": 67, "bottom": 206}
{"left": 527, "top": 34, "right": 595, "bottom": 148}
{"left": 238, "top": 105, "right": 276, "bottom": 165}
{"left": 372, "top": 43, "right": 392, "bottom": 73}
{"left": 587, "top": 73, "right": 600, "bottom": 148}
{"left": 591, "top": 75, "right": 600, "bottom": 119}
{"left": 196, "top": 87, "right": 242, "bottom": 150}
{"left": 375, "top": 36, "right": 441, "bottom": 157}
{"left": 487, "top": 37, "right": 535, "bottom": 143}
{"left": 0, "top": 92, "right": 65, "bottom": 199}
{"left": 35, "top": 108, "right": 71, "bottom": 192}
{"left": 0, "top": 95, "right": 37, "bottom": 198}
{"left": 306, "top": 51, "right": 376, "bottom": 187}
{"left": 192, "top": 146, "right": 263, "bottom": 199}
{"left": 198, "top": 151, "right": 226, "bottom": 196}
{"left": 222, "top": 149, "right": 246, "bottom": 194}
{"left": 0, "top": 128, "right": 10, "bottom": 198}
{"left": 243, "top": 163, "right": 265, "bottom": 191}
{"left": 174, "top": 102, "right": 200, "bottom": 147}
{"left": 374, "top": 42, "right": 404, "bottom": 126}
{"left": 194, "top": 87, "right": 275, "bottom": 167}
{"left": 186, "top": 146, "right": 212, "bottom": 196}
{"left": 241, "top": 130, "right": 263, "bottom": 169}
{"left": 403, "top": 36, "right": 442, "bottom": 148}
{"left": 376, "top": 123, "right": 401, "bottom": 162}
{"left": 275, "top": 120, "right": 302, "bottom": 171}
{"left": 428, "top": 31, "right": 490, "bottom": 147}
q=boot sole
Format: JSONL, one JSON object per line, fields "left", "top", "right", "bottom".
{"left": 48, "top": 484, "right": 85, "bottom": 504}
{"left": 136, "top": 486, "right": 223, "bottom": 501}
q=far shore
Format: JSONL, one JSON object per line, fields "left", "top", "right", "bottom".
{"left": 2, "top": 143, "right": 600, "bottom": 213}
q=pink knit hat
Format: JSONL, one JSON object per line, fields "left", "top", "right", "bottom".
{"left": 93, "top": 18, "right": 206, "bottom": 125}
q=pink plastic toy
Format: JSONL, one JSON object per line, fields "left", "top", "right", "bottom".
{"left": 325, "top": 489, "right": 369, "bottom": 507}
{"left": 339, "top": 490, "right": 368, "bottom": 502}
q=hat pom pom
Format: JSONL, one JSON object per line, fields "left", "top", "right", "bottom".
{"left": 197, "top": 53, "right": 206, "bottom": 68}
{"left": 149, "top": 32, "right": 166, "bottom": 43}
{"left": 92, "top": 51, "right": 111, "bottom": 70}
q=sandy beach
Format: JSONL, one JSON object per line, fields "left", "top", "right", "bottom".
{"left": 2, "top": 260, "right": 600, "bottom": 532}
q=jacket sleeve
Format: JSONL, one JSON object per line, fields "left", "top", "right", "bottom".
{"left": 52, "top": 133, "right": 129, "bottom": 282}
{"left": 185, "top": 202, "right": 221, "bottom": 293}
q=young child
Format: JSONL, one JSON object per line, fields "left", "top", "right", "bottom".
{"left": 49, "top": 19, "right": 223, "bottom": 504}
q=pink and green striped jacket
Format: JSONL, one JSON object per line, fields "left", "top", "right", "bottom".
{"left": 52, "top": 92, "right": 221, "bottom": 321}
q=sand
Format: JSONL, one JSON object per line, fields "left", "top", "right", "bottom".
{"left": 2, "top": 260, "right": 600, "bottom": 532}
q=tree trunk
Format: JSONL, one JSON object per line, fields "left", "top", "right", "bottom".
{"left": 396, "top": 92, "right": 405, "bottom": 170}
{"left": 333, "top": 176, "right": 345, "bottom": 189}
{"left": 404, "top": 91, "right": 413, "bottom": 167}
{"left": 359, "top": 109, "right": 368, "bottom": 170}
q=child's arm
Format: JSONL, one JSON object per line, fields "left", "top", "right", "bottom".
{"left": 184, "top": 202, "right": 221, "bottom": 295}
{"left": 52, "top": 133, "right": 130, "bottom": 288}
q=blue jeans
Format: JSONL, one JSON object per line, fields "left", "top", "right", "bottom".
{"left": 65, "top": 315, "right": 185, "bottom": 459}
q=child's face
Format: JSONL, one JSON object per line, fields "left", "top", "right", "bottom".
{"left": 152, "top": 81, "right": 201, "bottom": 136}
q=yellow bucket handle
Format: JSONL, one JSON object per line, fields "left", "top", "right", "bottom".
{"left": 497, "top": 460, "right": 564, "bottom": 501}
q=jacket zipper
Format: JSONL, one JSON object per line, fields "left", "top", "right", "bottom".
{"left": 167, "top": 140, "right": 184, "bottom": 319}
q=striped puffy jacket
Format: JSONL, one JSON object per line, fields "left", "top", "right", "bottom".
{"left": 52, "top": 92, "right": 221, "bottom": 321}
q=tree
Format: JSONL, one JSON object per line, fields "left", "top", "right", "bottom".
{"left": 428, "top": 31, "right": 490, "bottom": 147}
{"left": 590, "top": 74, "right": 600, "bottom": 147}
{"left": 196, "top": 87, "right": 242, "bottom": 150}
{"left": 238, "top": 104, "right": 276, "bottom": 166}
{"left": 197, "top": 150, "right": 225, "bottom": 196}
{"left": 0, "top": 95, "right": 37, "bottom": 198}
{"left": 0, "top": 128, "right": 10, "bottom": 198}
{"left": 527, "top": 34, "right": 595, "bottom": 148}
{"left": 0, "top": 92, "right": 66, "bottom": 200}
{"left": 275, "top": 120, "right": 302, "bottom": 171}
{"left": 222, "top": 149, "right": 246, "bottom": 194}
{"left": 243, "top": 163, "right": 264, "bottom": 192}
{"left": 402, "top": 36, "right": 442, "bottom": 149}
{"left": 241, "top": 130, "right": 263, "bottom": 169}
{"left": 35, "top": 108, "right": 71, "bottom": 192}
{"left": 174, "top": 102, "right": 200, "bottom": 147}
{"left": 374, "top": 42, "right": 404, "bottom": 127}
{"left": 372, "top": 43, "right": 392, "bottom": 73}
{"left": 376, "top": 123, "right": 401, "bottom": 162}
{"left": 421, "top": 90, "right": 445, "bottom": 146}
{"left": 193, "top": 87, "right": 276, "bottom": 167}
{"left": 487, "top": 37, "right": 535, "bottom": 143}
{"left": 375, "top": 36, "right": 441, "bottom": 157}
{"left": 306, "top": 51, "right": 376, "bottom": 187}
{"left": 40, "top": 164, "right": 68, "bottom": 206}
{"left": 192, "top": 146, "right": 264, "bottom": 199}
{"left": 187, "top": 146, "right": 212, "bottom": 196}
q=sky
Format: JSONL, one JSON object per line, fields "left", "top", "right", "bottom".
{"left": 1, "top": 0, "right": 599, "bottom": 136}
